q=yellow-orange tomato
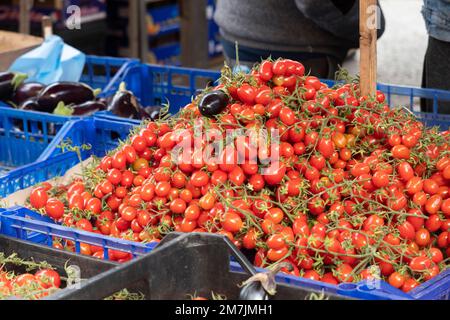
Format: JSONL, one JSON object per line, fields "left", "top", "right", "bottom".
{"left": 332, "top": 132, "right": 347, "bottom": 149}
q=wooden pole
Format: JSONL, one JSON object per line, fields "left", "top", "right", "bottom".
{"left": 129, "top": 0, "right": 140, "bottom": 59}
{"left": 180, "top": 0, "right": 208, "bottom": 68}
{"left": 19, "top": 0, "right": 31, "bottom": 35}
{"left": 360, "top": 0, "right": 378, "bottom": 97}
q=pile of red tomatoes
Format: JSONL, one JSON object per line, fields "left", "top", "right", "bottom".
{"left": 28, "top": 58, "right": 449, "bottom": 293}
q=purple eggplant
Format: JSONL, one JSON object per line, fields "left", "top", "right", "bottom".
{"left": 139, "top": 105, "right": 165, "bottom": 121}
{"left": 36, "top": 82, "right": 98, "bottom": 113}
{"left": 107, "top": 83, "right": 141, "bottom": 119}
{"left": 53, "top": 100, "right": 107, "bottom": 116}
{"left": 71, "top": 101, "right": 107, "bottom": 115}
{"left": 0, "top": 72, "right": 14, "bottom": 83}
{"left": 19, "top": 98, "right": 40, "bottom": 110}
{"left": 12, "top": 82, "right": 44, "bottom": 105}
{"left": 0, "top": 72, "right": 27, "bottom": 101}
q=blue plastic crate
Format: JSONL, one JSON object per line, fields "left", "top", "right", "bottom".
{"left": 81, "top": 55, "right": 139, "bottom": 98}
{"left": 0, "top": 117, "right": 138, "bottom": 198}
{"left": 0, "top": 107, "right": 75, "bottom": 173}
{"left": 0, "top": 152, "right": 80, "bottom": 198}
{"left": 150, "top": 43, "right": 182, "bottom": 66}
{"left": 0, "top": 206, "right": 156, "bottom": 260}
{"left": 231, "top": 262, "right": 449, "bottom": 300}
{"left": 37, "top": 117, "right": 139, "bottom": 164}
{"left": 147, "top": 3, "right": 180, "bottom": 38}
{"left": 148, "top": 3, "right": 179, "bottom": 24}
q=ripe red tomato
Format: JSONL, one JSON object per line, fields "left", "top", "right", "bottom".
{"left": 258, "top": 60, "right": 273, "bottom": 81}
{"left": 397, "top": 162, "right": 414, "bottom": 181}
{"left": 423, "top": 179, "right": 439, "bottom": 194}
{"left": 303, "top": 270, "right": 321, "bottom": 281}
{"left": 272, "top": 60, "right": 287, "bottom": 75}
{"left": 140, "top": 183, "right": 155, "bottom": 201}
{"left": 35, "top": 269, "right": 61, "bottom": 289}
{"left": 263, "top": 162, "right": 286, "bottom": 185}
{"left": 112, "top": 151, "right": 127, "bottom": 170}
{"left": 30, "top": 187, "right": 48, "bottom": 209}
{"left": 279, "top": 107, "right": 296, "bottom": 126}
{"left": 441, "top": 198, "right": 450, "bottom": 217}
{"left": 391, "top": 145, "right": 410, "bottom": 159}
{"left": 406, "top": 177, "right": 423, "bottom": 195}
{"left": 372, "top": 171, "right": 389, "bottom": 188}
{"left": 415, "top": 228, "right": 431, "bottom": 246}
{"left": 363, "top": 214, "right": 385, "bottom": 232}
{"left": 14, "top": 273, "right": 39, "bottom": 287}
{"left": 264, "top": 207, "right": 284, "bottom": 224}
{"left": 336, "top": 264, "right": 354, "bottom": 282}
{"left": 266, "top": 233, "right": 286, "bottom": 250}
{"left": 398, "top": 221, "right": 416, "bottom": 240}
{"left": 267, "top": 247, "right": 289, "bottom": 262}
{"left": 120, "top": 206, "right": 136, "bottom": 222}
{"left": 388, "top": 272, "right": 405, "bottom": 289}
{"left": 85, "top": 197, "right": 101, "bottom": 215}
{"left": 170, "top": 198, "right": 187, "bottom": 214}
{"left": 155, "top": 181, "right": 171, "bottom": 197}
{"left": 131, "top": 135, "right": 147, "bottom": 153}
{"left": 100, "top": 156, "right": 112, "bottom": 172}
{"left": 425, "top": 214, "right": 442, "bottom": 232}
{"left": 199, "top": 193, "right": 215, "bottom": 210}
{"left": 221, "top": 212, "right": 243, "bottom": 233}
{"left": 304, "top": 76, "right": 321, "bottom": 90}
{"left": 409, "top": 256, "right": 432, "bottom": 271}
{"left": 219, "top": 146, "right": 238, "bottom": 172}
{"left": 190, "top": 171, "right": 210, "bottom": 187}
{"left": 228, "top": 166, "right": 245, "bottom": 186}
{"left": 443, "top": 164, "right": 450, "bottom": 179}
{"left": 402, "top": 278, "right": 419, "bottom": 292}
{"left": 45, "top": 198, "right": 64, "bottom": 220}
{"left": 317, "top": 136, "right": 335, "bottom": 158}
{"left": 388, "top": 191, "right": 407, "bottom": 211}
{"left": 237, "top": 84, "right": 256, "bottom": 105}
{"left": 425, "top": 195, "right": 443, "bottom": 215}
{"left": 76, "top": 218, "right": 93, "bottom": 232}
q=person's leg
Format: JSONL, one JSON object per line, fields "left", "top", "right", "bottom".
{"left": 422, "top": 36, "right": 450, "bottom": 114}
{"left": 420, "top": 46, "right": 430, "bottom": 113}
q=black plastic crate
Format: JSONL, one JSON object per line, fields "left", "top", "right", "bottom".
{"left": 48, "top": 233, "right": 352, "bottom": 300}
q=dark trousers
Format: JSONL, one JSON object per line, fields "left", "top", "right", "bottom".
{"left": 421, "top": 36, "right": 450, "bottom": 113}
{"left": 220, "top": 39, "right": 346, "bottom": 79}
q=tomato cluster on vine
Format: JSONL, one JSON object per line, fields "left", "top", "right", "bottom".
{"left": 28, "top": 58, "right": 449, "bottom": 293}
{"left": 0, "top": 266, "right": 60, "bottom": 299}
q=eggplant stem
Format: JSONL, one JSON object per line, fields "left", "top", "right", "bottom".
{"left": 53, "top": 101, "right": 74, "bottom": 116}
{"left": 93, "top": 88, "right": 102, "bottom": 97}
{"left": 11, "top": 73, "right": 28, "bottom": 90}
{"left": 119, "top": 82, "right": 127, "bottom": 92}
